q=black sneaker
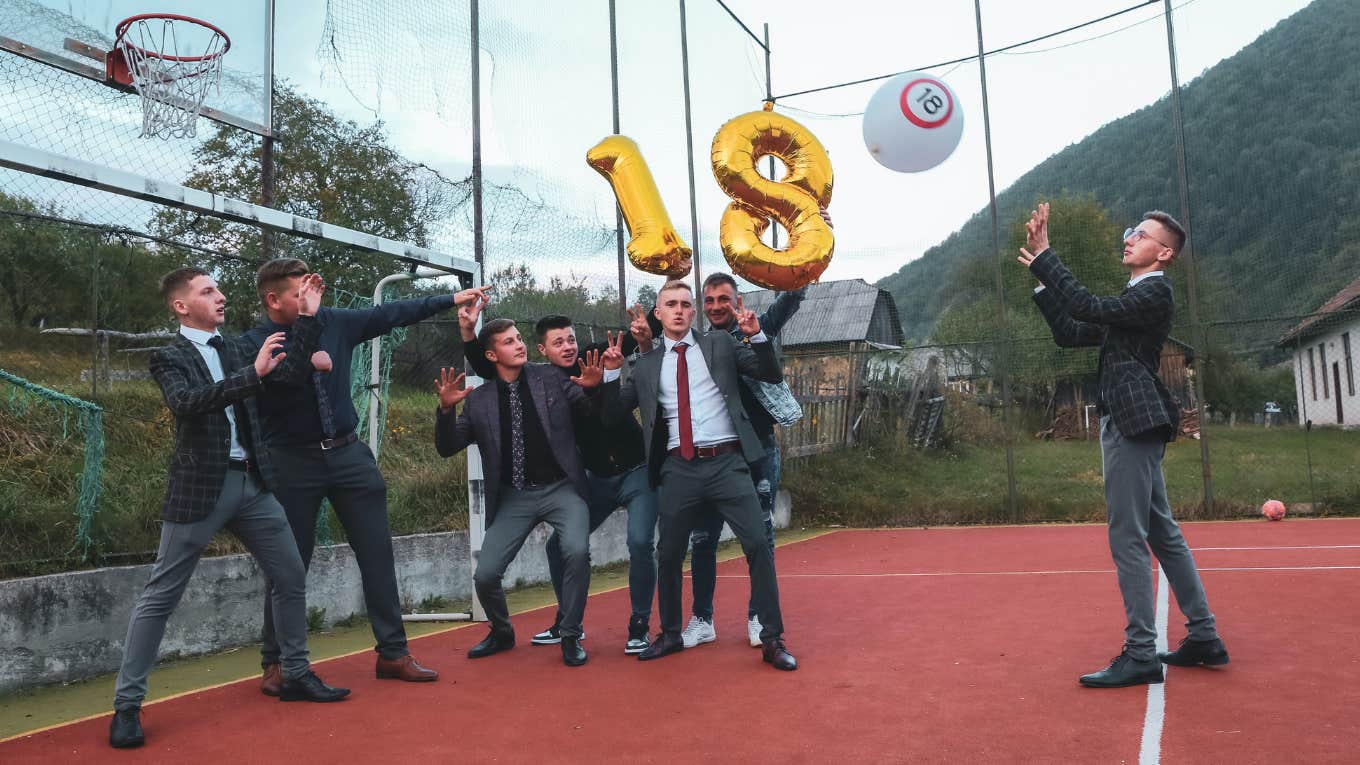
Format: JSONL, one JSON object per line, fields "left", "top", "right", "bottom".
{"left": 532, "top": 618, "right": 585, "bottom": 646}
{"left": 624, "top": 615, "right": 650, "bottom": 655}
{"left": 108, "top": 708, "right": 144, "bottom": 749}
{"left": 1158, "top": 637, "right": 1230, "bottom": 667}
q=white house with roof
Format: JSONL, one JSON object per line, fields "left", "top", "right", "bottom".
{"left": 1279, "top": 275, "right": 1360, "bottom": 428}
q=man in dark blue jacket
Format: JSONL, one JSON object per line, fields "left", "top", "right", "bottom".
{"left": 1020, "top": 203, "right": 1227, "bottom": 688}
{"left": 243, "top": 257, "right": 488, "bottom": 692}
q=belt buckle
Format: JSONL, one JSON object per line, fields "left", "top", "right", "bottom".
{"left": 320, "top": 437, "right": 335, "bottom": 450}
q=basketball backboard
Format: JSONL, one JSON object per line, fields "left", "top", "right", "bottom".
{"left": 0, "top": 0, "right": 272, "bottom": 136}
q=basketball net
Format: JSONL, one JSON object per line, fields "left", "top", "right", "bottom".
{"left": 114, "top": 17, "right": 228, "bottom": 140}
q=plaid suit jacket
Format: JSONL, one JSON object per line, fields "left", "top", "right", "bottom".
{"left": 150, "top": 317, "right": 322, "bottom": 523}
{"left": 1030, "top": 248, "right": 1180, "bottom": 442}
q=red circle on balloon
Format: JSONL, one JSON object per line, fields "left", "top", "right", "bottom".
{"left": 899, "top": 78, "right": 954, "bottom": 129}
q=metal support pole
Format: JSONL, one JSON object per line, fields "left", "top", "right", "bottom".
{"left": 679, "top": 0, "right": 702, "bottom": 295}
{"left": 261, "top": 0, "right": 277, "bottom": 259}
{"left": 467, "top": 0, "right": 486, "bottom": 622}
{"left": 1163, "top": 0, "right": 1213, "bottom": 513}
{"left": 764, "top": 23, "right": 779, "bottom": 251}
{"left": 609, "top": 0, "right": 627, "bottom": 313}
{"left": 973, "top": 0, "right": 1019, "bottom": 521}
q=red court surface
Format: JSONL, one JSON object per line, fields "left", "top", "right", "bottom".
{"left": 3, "top": 519, "right": 1357, "bottom": 763}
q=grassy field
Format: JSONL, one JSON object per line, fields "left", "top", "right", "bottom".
{"left": 4, "top": 326, "right": 1358, "bottom": 576}
{"left": 783, "top": 425, "right": 1360, "bottom": 527}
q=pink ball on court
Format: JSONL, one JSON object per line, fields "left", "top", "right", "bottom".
{"left": 1261, "top": 499, "right": 1287, "bottom": 521}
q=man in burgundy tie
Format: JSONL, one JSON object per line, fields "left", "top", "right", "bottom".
{"left": 600, "top": 279, "right": 797, "bottom": 670}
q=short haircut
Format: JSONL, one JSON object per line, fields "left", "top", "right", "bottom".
{"left": 702, "top": 272, "right": 737, "bottom": 292}
{"left": 478, "top": 318, "right": 518, "bottom": 349}
{"left": 256, "top": 257, "right": 310, "bottom": 305}
{"left": 1142, "top": 210, "right": 1186, "bottom": 255}
{"left": 658, "top": 279, "right": 692, "bottom": 298}
{"left": 534, "top": 314, "right": 573, "bottom": 341}
{"left": 159, "top": 266, "right": 209, "bottom": 311}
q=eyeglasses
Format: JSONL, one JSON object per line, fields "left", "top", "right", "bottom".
{"left": 1123, "top": 227, "right": 1171, "bottom": 249}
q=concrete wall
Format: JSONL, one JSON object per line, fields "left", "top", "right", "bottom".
{"left": 0, "top": 493, "right": 790, "bottom": 695}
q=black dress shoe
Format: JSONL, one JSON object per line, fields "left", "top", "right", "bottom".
{"left": 761, "top": 638, "right": 798, "bottom": 671}
{"left": 467, "top": 629, "right": 515, "bottom": 659}
{"left": 637, "top": 632, "right": 684, "bottom": 661}
{"left": 1158, "top": 637, "right": 1229, "bottom": 667}
{"left": 1079, "top": 651, "right": 1165, "bottom": 688}
{"left": 108, "top": 708, "right": 144, "bottom": 749}
{"left": 561, "top": 637, "right": 588, "bottom": 667}
{"left": 279, "top": 670, "right": 351, "bottom": 702}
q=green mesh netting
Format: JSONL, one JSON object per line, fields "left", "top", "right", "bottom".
{"left": 0, "top": 367, "right": 104, "bottom": 559}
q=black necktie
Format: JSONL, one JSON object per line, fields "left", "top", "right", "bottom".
{"left": 506, "top": 379, "right": 526, "bottom": 489}
{"left": 207, "top": 335, "right": 254, "bottom": 453}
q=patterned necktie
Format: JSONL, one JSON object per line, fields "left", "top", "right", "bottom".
{"left": 506, "top": 378, "right": 526, "bottom": 489}
{"left": 313, "top": 370, "right": 337, "bottom": 439}
{"left": 673, "top": 341, "right": 695, "bottom": 459}
{"left": 207, "top": 335, "right": 254, "bottom": 451}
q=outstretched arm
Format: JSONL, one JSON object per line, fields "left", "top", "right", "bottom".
{"left": 1033, "top": 287, "right": 1104, "bottom": 348}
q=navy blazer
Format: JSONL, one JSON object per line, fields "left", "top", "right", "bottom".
{"left": 601, "top": 330, "right": 783, "bottom": 487}
{"left": 1030, "top": 248, "right": 1181, "bottom": 441}
{"left": 434, "top": 364, "right": 597, "bottom": 527}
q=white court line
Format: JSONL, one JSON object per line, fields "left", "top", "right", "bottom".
{"left": 1139, "top": 566, "right": 1170, "bottom": 765}
{"left": 715, "top": 564, "right": 1360, "bottom": 579}
{"left": 1192, "top": 545, "right": 1360, "bottom": 551}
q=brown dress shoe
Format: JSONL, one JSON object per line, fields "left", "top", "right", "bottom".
{"left": 260, "top": 664, "right": 282, "bottom": 697}
{"left": 376, "top": 654, "right": 439, "bottom": 682}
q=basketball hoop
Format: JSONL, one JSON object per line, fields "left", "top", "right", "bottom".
{"left": 109, "top": 14, "right": 230, "bottom": 139}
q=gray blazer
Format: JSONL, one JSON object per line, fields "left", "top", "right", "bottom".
{"left": 602, "top": 330, "right": 783, "bottom": 487}
{"left": 434, "top": 364, "right": 596, "bottom": 527}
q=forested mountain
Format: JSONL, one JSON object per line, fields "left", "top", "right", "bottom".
{"left": 879, "top": 0, "right": 1360, "bottom": 345}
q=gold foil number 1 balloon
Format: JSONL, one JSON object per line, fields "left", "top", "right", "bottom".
{"left": 711, "top": 104, "right": 834, "bottom": 291}
{"left": 586, "top": 136, "right": 693, "bottom": 277}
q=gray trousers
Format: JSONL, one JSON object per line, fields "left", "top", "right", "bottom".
{"left": 1101, "top": 416, "right": 1217, "bottom": 661}
{"left": 656, "top": 452, "right": 784, "bottom": 641}
{"left": 114, "top": 469, "right": 309, "bottom": 711}
{"left": 476, "top": 479, "right": 590, "bottom": 639}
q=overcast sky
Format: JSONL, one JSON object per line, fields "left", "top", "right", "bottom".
{"left": 14, "top": 0, "right": 1314, "bottom": 292}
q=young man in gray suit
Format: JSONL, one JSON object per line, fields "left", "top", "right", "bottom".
{"left": 600, "top": 279, "right": 798, "bottom": 671}
{"left": 434, "top": 318, "right": 605, "bottom": 666}
{"left": 111, "top": 269, "right": 346, "bottom": 749}
{"left": 1020, "top": 202, "right": 1228, "bottom": 688}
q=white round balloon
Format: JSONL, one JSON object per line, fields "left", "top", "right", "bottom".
{"left": 862, "top": 72, "right": 964, "bottom": 173}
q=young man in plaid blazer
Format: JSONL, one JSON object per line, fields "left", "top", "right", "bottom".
{"left": 1020, "top": 203, "right": 1228, "bottom": 689}
{"left": 110, "top": 268, "right": 346, "bottom": 749}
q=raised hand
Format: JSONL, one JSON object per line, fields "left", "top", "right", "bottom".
{"left": 736, "top": 307, "right": 761, "bottom": 337}
{"left": 254, "top": 331, "right": 288, "bottom": 377}
{"left": 601, "top": 330, "right": 625, "bottom": 371}
{"left": 1018, "top": 202, "right": 1050, "bottom": 267}
{"left": 435, "top": 367, "right": 471, "bottom": 412}
{"left": 571, "top": 348, "right": 605, "bottom": 388}
{"left": 297, "top": 272, "right": 326, "bottom": 316}
{"left": 627, "top": 302, "right": 653, "bottom": 352}
{"left": 454, "top": 284, "right": 493, "bottom": 306}
{"left": 311, "top": 350, "right": 333, "bottom": 373}
{"left": 457, "top": 295, "right": 488, "bottom": 341}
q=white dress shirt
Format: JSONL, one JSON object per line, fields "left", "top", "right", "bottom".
{"left": 603, "top": 328, "right": 769, "bottom": 450}
{"left": 179, "top": 325, "right": 248, "bottom": 460}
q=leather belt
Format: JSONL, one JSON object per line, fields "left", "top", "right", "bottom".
{"left": 227, "top": 458, "right": 255, "bottom": 472}
{"left": 320, "top": 432, "right": 358, "bottom": 450}
{"left": 667, "top": 441, "right": 741, "bottom": 460}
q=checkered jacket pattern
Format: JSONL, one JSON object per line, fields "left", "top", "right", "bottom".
{"left": 150, "top": 316, "right": 321, "bottom": 523}
{"left": 1030, "top": 248, "right": 1181, "bottom": 442}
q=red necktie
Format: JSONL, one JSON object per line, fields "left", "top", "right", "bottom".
{"left": 673, "top": 341, "right": 695, "bottom": 459}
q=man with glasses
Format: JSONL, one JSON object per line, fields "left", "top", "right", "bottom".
{"left": 1018, "top": 203, "right": 1227, "bottom": 688}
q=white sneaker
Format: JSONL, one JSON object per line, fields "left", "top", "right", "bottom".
{"left": 747, "top": 616, "right": 763, "bottom": 648}
{"left": 680, "top": 615, "right": 716, "bottom": 648}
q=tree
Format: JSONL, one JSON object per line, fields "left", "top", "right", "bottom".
{"left": 154, "top": 84, "right": 462, "bottom": 330}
